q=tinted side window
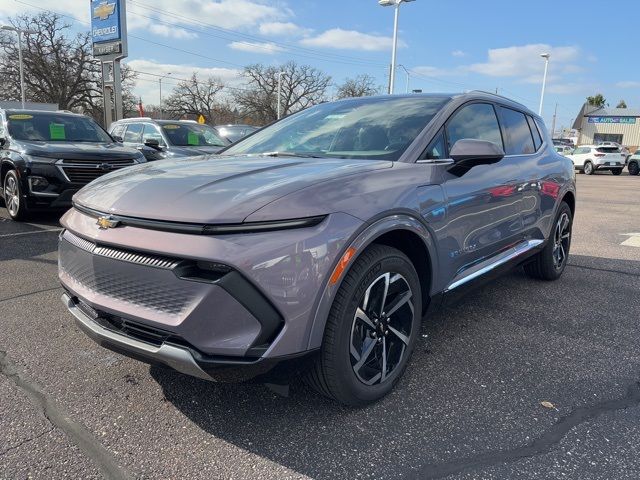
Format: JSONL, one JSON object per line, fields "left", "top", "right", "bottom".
{"left": 446, "top": 103, "right": 503, "bottom": 150}
{"left": 526, "top": 115, "right": 543, "bottom": 150}
{"left": 110, "top": 124, "right": 126, "bottom": 139}
{"left": 421, "top": 129, "right": 447, "bottom": 160}
{"left": 499, "top": 107, "right": 535, "bottom": 155}
{"left": 123, "top": 123, "right": 143, "bottom": 143}
{"left": 143, "top": 123, "right": 165, "bottom": 145}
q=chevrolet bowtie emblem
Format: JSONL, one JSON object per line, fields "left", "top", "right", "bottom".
{"left": 93, "top": 1, "right": 116, "bottom": 21}
{"left": 97, "top": 215, "right": 120, "bottom": 230}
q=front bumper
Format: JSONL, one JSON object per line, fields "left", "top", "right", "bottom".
{"left": 62, "top": 293, "right": 318, "bottom": 382}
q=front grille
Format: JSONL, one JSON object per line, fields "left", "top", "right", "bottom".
{"left": 62, "top": 231, "right": 179, "bottom": 269}
{"left": 97, "top": 314, "right": 172, "bottom": 347}
{"left": 58, "top": 159, "right": 137, "bottom": 184}
{"left": 60, "top": 158, "right": 136, "bottom": 165}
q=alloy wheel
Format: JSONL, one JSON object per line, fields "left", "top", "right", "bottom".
{"left": 4, "top": 174, "right": 20, "bottom": 217}
{"left": 349, "top": 272, "right": 414, "bottom": 386}
{"left": 552, "top": 212, "right": 571, "bottom": 269}
{"left": 584, "top": 162, "right": 593, "bottom": 175}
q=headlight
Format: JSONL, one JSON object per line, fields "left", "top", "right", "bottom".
{"left": 23, "top": 154, "right": 58, "bottom": 164}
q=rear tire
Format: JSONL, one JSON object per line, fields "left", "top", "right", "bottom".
{"left": 629, "top": 161, "right": 639, "bottom": 176}
{"left": 306, "top": 244, "right": 422, "bottom": 406}
{"left": 583, "top": 161, "right": 594, "bottom": 175}
{"left": 611, "top": 168, "right": 623, "bottom": 176}
{"left": 3, "top": 170, "right": 28, "bottom": 221}
{"left": 524, "top": 202, "right": 572, "bottom": 281}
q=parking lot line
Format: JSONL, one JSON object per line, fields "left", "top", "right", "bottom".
{"left": 620, "top": 233, "right": 640, "bottom": 248}
{"left": 0, "top": 228, "right": 62, "bottom": 238}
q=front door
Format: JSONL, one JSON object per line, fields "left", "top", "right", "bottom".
{"left": 426, "top": 102, "right": 524, "bottom": 288}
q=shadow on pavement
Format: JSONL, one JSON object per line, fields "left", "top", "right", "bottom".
{"left": 150, "top": 255, "right": 640, "bottom": 479}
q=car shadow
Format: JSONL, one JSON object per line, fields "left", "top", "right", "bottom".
{"left": 150, "top": 254, "right": 640, "bottom": 479}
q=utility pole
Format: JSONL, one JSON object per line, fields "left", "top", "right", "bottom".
{"left": 551, "top": 103, "right": 558, "bottom": 138}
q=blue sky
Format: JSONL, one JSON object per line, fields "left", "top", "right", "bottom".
{"left": 2, "top": 0, "right": 639, "bottom": 131}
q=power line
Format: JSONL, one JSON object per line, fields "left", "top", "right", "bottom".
{"left": 128, "top": 0, "right": 388, "bottom": 68}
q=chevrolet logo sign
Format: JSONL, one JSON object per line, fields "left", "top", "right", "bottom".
{"left": 93, "top": 1, "right": 116, "bottom": 21}
{"left": 97, "top": 215, "right": 120, "bottom": 230}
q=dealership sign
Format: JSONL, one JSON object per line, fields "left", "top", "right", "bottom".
{"left": 588, "top": 116, "right": 637, "bottom": 124}
{"left": 91, "top": 0, "right": 127, "bottom": 58}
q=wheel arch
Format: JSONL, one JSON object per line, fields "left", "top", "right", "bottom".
{"left": 561, "top": 190, "right": 575, "bottom": 217}
{"left": 306, "top": 213, "right": 437, "bottom": 350}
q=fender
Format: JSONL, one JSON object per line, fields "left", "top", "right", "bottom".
{"left": 306, "top": 212, "right": 439, "bottom": 350}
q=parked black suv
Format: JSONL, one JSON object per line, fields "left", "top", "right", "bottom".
{"left": 0, "top": 110, "right": 145, "bottom": 220}
{"left": 109, "top": 118, "right": 230, "bottom": 161}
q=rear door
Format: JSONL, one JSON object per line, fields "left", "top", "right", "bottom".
{"left": 431, "top": 102, "right": 525, "bottom": 287}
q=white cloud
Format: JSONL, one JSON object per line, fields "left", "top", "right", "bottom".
{"left": 300, "top": 28, "right": 402, "bottom": 51}
{"left": 616, "top": 81, "right": 640, "bottom": 88}
{"left": 468, "top": 44, "right": 581, "bottom": 78}
{"left": 148, "top": 24, "right": 197, "bottom": 40}
{"left": 229, "top": 41, "right": 285, "bottom": 54}
{"left": 258, "top": 22, "right": 307, "bottom": 37}
{"left": 451, "top": 50, "right": 466, "bottom": 57}
{"left": 125, "top": 59, "right": 242, "bottom": 106}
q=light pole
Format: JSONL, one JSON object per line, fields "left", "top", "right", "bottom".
{"left": 398, "top": 65, "right": 410, "bottom": 93}
{"left": 378, "top": 0, "right": 415, "bottom": 95}
{"left": 277, "top": 71, "right": 285, "bottom": 119}
{"left": 159, "top": 72, "right": 172, "bottom": 119}
{"left": 1, "top": 25, "right": 36, "bottom": 109}
{"left": 538, "top": 53, "right": 550, "bottom": 115}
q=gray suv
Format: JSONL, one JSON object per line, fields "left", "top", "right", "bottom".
{"left": 59, "top": 92, "right": 576, "bottom": 406}
{"left": 109, "top": 118, "right": 230, "bottom": 161}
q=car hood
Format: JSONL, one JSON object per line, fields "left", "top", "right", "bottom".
{"left": 20, "top": 141, "right": 140, "bottom": 160}
{"left": 73, "top": 155, "right": 391, "bottom": 224}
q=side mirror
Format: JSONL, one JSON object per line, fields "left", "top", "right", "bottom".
{"left": 450, "top": 139, "right": 505, "bottom": 164}
{"left": 143, "top": 137, "right": 162, "bottom": 150}
{"left": 0, "top": 137, "right": 6, "bottom": 146}
{"left": 112, "top": 135, "right": 123, "bottom": 143}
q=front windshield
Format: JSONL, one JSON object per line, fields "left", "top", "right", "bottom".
{"left": 161, "top": 123, "right": 228, "bottom": 147}
{"left": 223, "top": 96, "right": 451, "bottom": 160}
{"left": 7, "top": 112, "right": 112, "bottom": 143}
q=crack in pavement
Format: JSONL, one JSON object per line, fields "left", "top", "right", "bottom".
{"left": 0, "top": 426, "right": 55, "bottom": 456}
{"left": 0, "top": 286, "right": 62, "bottom": 303}
{"left": 567, "top": 263, "right": 640, "bottom": 279}
{"left": 407, "top": 381, "right": 640, "bottom": 479}
{"left": 0, "top": 350, "right": 130, "bottom": 480}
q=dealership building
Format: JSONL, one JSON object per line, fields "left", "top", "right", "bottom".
{"left": 572, "top": 105, "right": 640, "bottom": 149}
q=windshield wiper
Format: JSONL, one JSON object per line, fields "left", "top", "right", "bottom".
{"left": 261, "top": 151, "right": 324, "bottom": 159}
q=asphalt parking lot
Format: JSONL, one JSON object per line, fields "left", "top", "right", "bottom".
{"left": 1, "top": 172, "right": 639, "bottom": 480}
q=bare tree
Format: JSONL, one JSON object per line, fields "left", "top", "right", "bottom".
{"left": 163, "top": 74, "right": 225, "bottom": 122}
{"left": 335, "top": 74, "right": 380, "bottom": 99}
{"left": 616, "top": 99, "right": 627, "bottom": 109}
{"left": 234, "top": 61, "right": 331, "bottom": 124}
{"left": 0, "top": 13, "right": 100, "bottom": 110}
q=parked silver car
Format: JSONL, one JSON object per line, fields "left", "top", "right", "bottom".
{"left": 58, "top": 92, "right": 576, "bottom": 405}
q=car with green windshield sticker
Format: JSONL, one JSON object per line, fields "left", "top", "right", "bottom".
{"left": 109, "top": 118, "right": 231, "bottom": 162}
{"left": 0, "top": 109, "right": 145, "bottom": 221}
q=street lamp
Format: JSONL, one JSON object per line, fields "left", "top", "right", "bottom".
{"left": 277, "top": 71, "right": 285, "bottom": 119}
{"left": 538, "top": 53, "right": 550, "bottom": 116}
{"left": 1, "top": 25, "right": 37, "bottom": 109}
{"left": 159, "top": 72, "right": 172, "bottom": 119}
{"left": 378, "top": 0, "right": 415, "bottom": 95}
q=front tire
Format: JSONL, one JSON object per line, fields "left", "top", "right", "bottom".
{"left": 524, "top": 202, "right": 572, "bottom": 281}
{"left": 3, "top": 170, "right": 28, "bottom": 221}
{"left": 583, "top": 161, "right": 594, "bottom": 175}
{"left": 307, "top": 244, "right": 422, "bottom": 406}
{"left": 629, "top": 161, "right": 639, "bottom": 176}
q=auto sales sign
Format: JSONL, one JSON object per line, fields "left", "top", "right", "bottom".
{"left": 588, "top": 117, "right": 636, "bottom": 124}
{"left": 91, "top": 0, "right": 128, "bottom": 58}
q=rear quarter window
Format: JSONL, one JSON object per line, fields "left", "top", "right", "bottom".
{"left": 498, "top": 107, "right": 535, "bottom": 155}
